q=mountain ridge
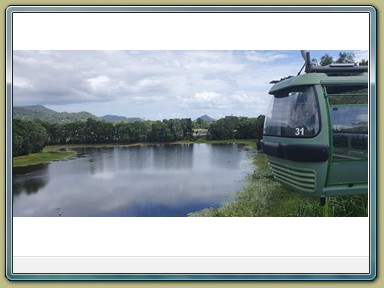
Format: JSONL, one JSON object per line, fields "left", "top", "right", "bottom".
{"left": 100, "top": 115, "right": 143, "bottom": 123}
{"left": 13, "top": 105, "right": 143, "bottom": 123}
{"left": 14, "top": 105, "right": 216, "bottom": 124}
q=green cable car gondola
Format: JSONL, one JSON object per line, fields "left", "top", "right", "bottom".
{"left": 261, "top": 52, "right": 368, "bottom": 200}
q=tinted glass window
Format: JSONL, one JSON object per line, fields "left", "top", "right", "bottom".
{"left": 264, "top": 86, "right": 320, "bottom": 137}
{"left": 327, "top": 85, "right": 368, "bottom": 105}
{"left": 326, "top": 84, "right": 368, "bottom": 161}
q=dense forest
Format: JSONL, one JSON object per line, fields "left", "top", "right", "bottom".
{"left": 12, "top": 115, "right": 265, "bottom": 157}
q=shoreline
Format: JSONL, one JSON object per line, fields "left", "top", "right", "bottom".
{"left": 13, "top": 139, "right": 258, "bottom": 168}
{"left": 43, "top": 138, "right": 258, "bottom": 150}
{"left": 13, "top": 150, "right": 76, "bottom": 168}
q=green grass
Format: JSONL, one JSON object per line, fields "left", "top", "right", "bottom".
{"left": 43, "top": 139, "right": 258, "bottom": 150}
{"left": 13, "top": 150, "right": 76, "bottom": 167}
{"left": 13, "top": 139, "right": 257, "bottom": 168}
{"left": 188, "top": 153, "right": 368, "bottom": 217}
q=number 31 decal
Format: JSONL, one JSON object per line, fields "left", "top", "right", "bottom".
{"left": 295, "top": 127, "right": 304, "bottom": 136}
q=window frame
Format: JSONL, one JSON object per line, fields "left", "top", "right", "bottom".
{"left": 263, "top": 85, "right": 321, "bottom": 138}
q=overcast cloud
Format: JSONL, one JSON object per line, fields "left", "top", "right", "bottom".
{"left": 12, "top": 50, "right": 368, "bottom": 120}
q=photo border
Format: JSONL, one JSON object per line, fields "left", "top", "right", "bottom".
{"left": 4, "top": 4, "right": 377, "bottom": 282}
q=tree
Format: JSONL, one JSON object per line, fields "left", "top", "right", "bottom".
{"left": 85, "top": 118, "right": 100, "bottom": 143}
{"left": 13, "top": 119, "right": 48, "bottom": 156}
{"left": 358, "top": 59, "right": 368, "bottom": 66}
{"left": 254, "top": 115, "right": 265, "bottom": 150}
{"left": 180, "top": 118, "right": 193, "bottom": 140}
{"left": 208, "top": 116, "right": 239, "bottom": 140}
{"left": 163, "top": 119, "right": 183, "bottom": 141}
{"left": 115, "top": 122, "right": 132, "bottom": 143}
{"left": 131, "top": 121, "right": 150, "bottom": 142}
{"left": 335, "top": 52, "right": 355, "bottom": 64}
{"left": 317, "top": 52, "right": 366, "bottom": 66}
{"left": 195, "top": 118, "right": 210, "bottom": 129}
{"left": 320, "top": 54, "right": 334, "bottom": 66}
{"left": 149, "top": 121, "right": 172, "bottom": 142}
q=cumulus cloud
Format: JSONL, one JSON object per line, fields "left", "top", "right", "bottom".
{"left": 194, "top": 91, "right": 221, "bottom": 102}
{"left": 245, "top": 51, "right": 288, "bottom": 63}
{"left": 232, "top": 91, "right": 255, "bottom": 103}
{"left": 86, "top": 75, "right": 110, "bottom": 90}
{"left": 12, "top": 50, "right": 365, "bottom": 120}
{"left": 13, "top": 77, "right": 33, "bottom": 88}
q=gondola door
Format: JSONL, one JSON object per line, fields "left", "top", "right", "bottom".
{"left": 324, "top": 84, "right": 368, "bottom": 189}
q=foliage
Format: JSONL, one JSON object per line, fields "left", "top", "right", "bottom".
{"left": 319, "top": 53, "right": 334, "bottom": 66}
{"left": 13, "top": 106, "right": 100, "bottom": 123}
{"left": 14, "top": 105, "right": 145, "bottom": 123}
{"left": 358, "top": 59, "right": 368, "bottom": 66}
{"left": 13, "top": 119, "right": 48, "bottom": 156}
{"left": 318, "top": 51, "right": 368, "bottom": 67}
{"left": 207, "top": 116, "right": 238, "bottom": 140}
{"left": 194, "top": 118, "right": 211, "bottom": 129}
{"left": 13, "top": 150, "right": 76, "bottom": 167}
{"left": 13, "top": 113, "right": 266, "bottom": 159}
{"left": 335, "top": 52, "right": 355, "bottom": 64}
{"left": 14, "top": 117, "right": 195, "bottom": 148}
{"left": 207, "top": 115, "right": 265, "bottom": 149}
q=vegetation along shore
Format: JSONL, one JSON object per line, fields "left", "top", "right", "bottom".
{"left": 12, "top": 110, "right": 367, "bottom": 216}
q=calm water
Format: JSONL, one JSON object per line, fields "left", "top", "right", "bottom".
{"left": 13, "top": 144, "right": 253, "bottom": 217}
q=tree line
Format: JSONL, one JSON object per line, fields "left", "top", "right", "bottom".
{"left": 13, "top": 116, "right": 266, "bottom": 157}
{"left": 316, "top": 52, "right": 368, "bottom": 67}
{"left": 207, "top": 115, "right": 265, "bottom": 143}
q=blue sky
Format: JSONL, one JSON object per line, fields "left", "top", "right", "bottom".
{"left": 13, "top": 50, "right": 368, "bottom": 120}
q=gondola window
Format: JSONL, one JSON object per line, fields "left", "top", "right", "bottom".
{"left": 326, "top": 85, "right": 368, "bottom": 161}
{"left": 264, "top": 86, "right": 320, "bottom": 137}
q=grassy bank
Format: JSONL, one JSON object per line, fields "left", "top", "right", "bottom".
{"left": 188, "top": 153, "right": 368, "bottom": 217}
{"left": 40, "top": 139, "right": 258, "bottom": 150}
{"left": 192, "top": 138, "right": 258, "bottom": 149}
{"left": 12, "top": 139, "right": 257, "bottom": 168}
{"left": 13, "top": 149, "right": 76, "bottom": 167}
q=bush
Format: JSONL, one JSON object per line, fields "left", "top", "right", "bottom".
{"left": 13, "top": 119, "right": 48, "bottom": 156}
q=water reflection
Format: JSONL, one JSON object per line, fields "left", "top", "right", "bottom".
{"left": 13, "top": 164, "right": 49, "bottom": 196}
{"left": 210, "top": 144, "right": 245, "bottom": 169}
{"left": 152, "top": 144, "right": 193, "bottom": 170}
{"left": 118, "top": 146, "right": 153, "bottom": 170}
{"left": 12, "top": 144, "right": 252, "bottom": 217}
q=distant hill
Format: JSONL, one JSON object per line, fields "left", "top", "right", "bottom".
{"left": 13, "top": 105, "right": 144, "bottom": 124}
{"left": 17, "top": 105, "right": 58, "bottom": 115}
{"left": 195, "top": 115, "right": 216, "bottom": 122}
{"left": 101, "top": 115, "right": 143, "bottom": 123}
{"left": 13, "top": 105, "right": 58, "bottom": 120}
{"left": 13, "top": 105, "right": 100, "bottom": 123}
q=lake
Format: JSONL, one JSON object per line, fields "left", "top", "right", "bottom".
{"left": 12, "top": 143, "right": 253, "bottom": 217}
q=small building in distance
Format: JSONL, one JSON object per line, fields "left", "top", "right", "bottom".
{"left": 193, "top": 129, "right": 208, "bottom": 136}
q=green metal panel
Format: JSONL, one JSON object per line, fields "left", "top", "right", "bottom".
{"left": 269, "top": 73, "right": 368, "bottom": 94}
{"left": 327, "top": 160, "right": 368, "bottom": 184}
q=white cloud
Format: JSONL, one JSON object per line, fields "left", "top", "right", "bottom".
{"left": 232, "top": 91, "right": 255, "bottom": 103}
{"left": 86, "top": 75, "right": 110, "bottom": 90}
{"left": 137, "top": 78, "right": 160, "bottom": 87}
{"left": 245, "top": 51, "right": 288, "bottom": 63}
{"left": 194, "top": 91, "right": 221, "bottom": 102}
{"left": 13, "top": 77, "right": 33, "bottom": 88}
